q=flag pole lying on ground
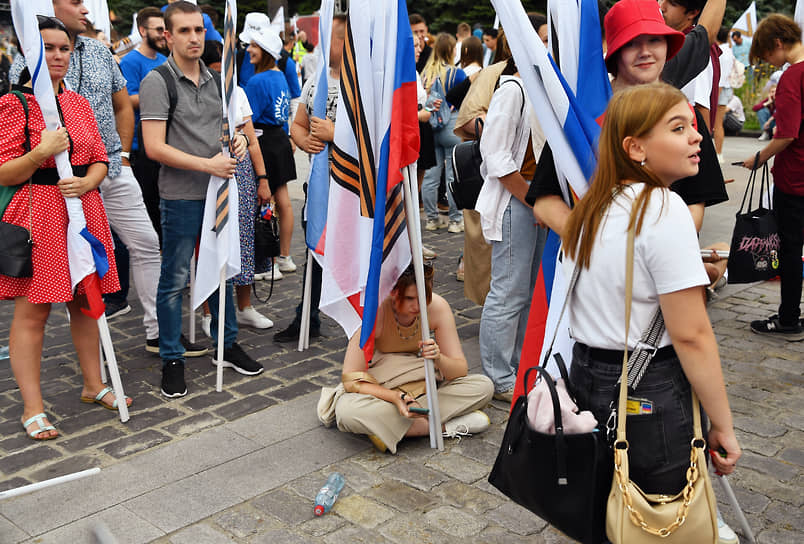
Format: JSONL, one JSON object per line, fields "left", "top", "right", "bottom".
{"left": 316, "top": 0, "right": 440, "bottom": 446}
{"left": 193, "top": 0, "right": 241, "bottom": 392}
{"left": 12, "top": 0, "right": 129, "bottom": 423}
{"left": 492, "top": 0, "right": 609, "bottom": 405}
{"left": 299, "top": 0, "right": 335, "bottom": 353}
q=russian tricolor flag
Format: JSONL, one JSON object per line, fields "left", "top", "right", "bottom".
{"left": 491, "top": 0, "right": 611, "bottom": 402}
{"left": 317, "top": 0, "right": 419, "bottom": 360}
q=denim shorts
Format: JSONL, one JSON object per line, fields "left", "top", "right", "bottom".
{"left": 570, "top": 342, "right": 706, "bottom": 495}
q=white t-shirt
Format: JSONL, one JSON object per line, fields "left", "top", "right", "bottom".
{"left": 233, "top": 87, "right": 253, "bottom": 128}
{"left": 681, "top": 58, "right": 712, "bottom": 108}
{"left": 718, "top": 45, "right": 735, "bottom": 89}
{"left": 299, "top": 72, "right": 339, "bottom": 121}
{"left": 566, "top": 184, "right": 709, "bottom": 350}
{"left": 462, "top": 63, "right": 482, "bottom": 78}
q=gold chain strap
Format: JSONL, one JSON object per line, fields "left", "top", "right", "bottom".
{"left": 614, "top": 442, "right": 704, "bottom": 537}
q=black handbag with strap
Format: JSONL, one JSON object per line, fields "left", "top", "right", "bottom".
{"left": 0, "top": 90, "right": 34, "bottom": 278}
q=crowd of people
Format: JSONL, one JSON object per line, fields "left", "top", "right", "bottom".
{"left": 1, "top": 0, "right": 802, "bottom": 541}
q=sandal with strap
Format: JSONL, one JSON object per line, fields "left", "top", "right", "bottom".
{"left": 80, "top": 386, "right": 132, "bottom": 411}
{"left": 22, "top": 412, "right": 58, "bottom": 440}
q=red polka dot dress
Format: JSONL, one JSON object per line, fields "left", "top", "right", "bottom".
{"left": 0, "top": 90, "right": 119, "bottom": 303}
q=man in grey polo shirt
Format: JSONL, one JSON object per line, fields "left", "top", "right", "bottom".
{"left": 10, "top": 0, "right": 165, "bottom": 354}
{"left": 140, "top": 1, "right": 261, "bottom": 398}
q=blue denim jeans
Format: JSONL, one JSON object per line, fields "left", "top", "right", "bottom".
{"left": 756, "top": 107, "right": 775, "bottom": 133}
{"left": 422, "top": 117, "right": 462, "bottom": 223}
{"left": 479, "top": 198, "right": 547, "bottom": 392}
{"left": 157, "top": 199, "right": 237, "bottom": 365}
{"left": 570, "top": 343, "right": 706, "bottom": 495}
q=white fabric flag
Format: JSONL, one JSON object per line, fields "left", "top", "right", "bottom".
{"left": 731, "top": 2, "right": 758, "bottom": 37}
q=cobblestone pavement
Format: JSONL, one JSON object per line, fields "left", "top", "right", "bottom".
{"left": 0, "top": 138, "right": 802, "bottom": 543}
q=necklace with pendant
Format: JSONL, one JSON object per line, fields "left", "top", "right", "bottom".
{"left": 393, "top": 309, "right": 420, "bottom": 340}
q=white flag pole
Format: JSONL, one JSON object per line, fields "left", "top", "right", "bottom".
{"left": 188, "top": 254, "right": 197, "bottom": 343}
{"left": 0, "top": 468, "right": 100, "bottom": 500}
{"left": 298, "top": 250, "right": 313, "bottom": 352}
{"left": 402, "top": 165, "right": 443, "bottom": 451}
{"left": 98, "top": 314, "right": 129, "bottom": 422}
{"left": 215, "top": 268, "right": 226, "bottom": 392}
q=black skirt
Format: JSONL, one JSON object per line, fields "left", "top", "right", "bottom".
{"left": 417, "top": 120, "right": 436, "bottom": 170}
{"left": 255, "top": 123, "right": 296, "bottom": 193}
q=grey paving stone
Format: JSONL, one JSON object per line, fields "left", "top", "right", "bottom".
{"left": 0, "top": 444, "right": 60, "bottom": 475}
{"left": 297, "top": 512, "right": 348, "bottom": 537}
{"left": 56, "top": 408, "right": 126, "bottom": 435}
{"left": 379, "top": 513, "right": 459, "bottom": 544}
{"left": 213, "top": 395, "right": 276, "bottom": 421}
{"left": 380, "top": 460, "right": 449, "bottom": 492}
{"left": 251, "top": 488, "right": 315, "bottom": 526}
{"left": 425, "top": 452, "right": 489, "bottom": 484}
{"left": 0, "top": 477, "right": 29, "bottom": 493}
{"left": 124, "top": 473, "right": 243, "bottom": 533}
{"left": 29, "top": 454, "right": 99, "bottom": 482}
{"left": 734, "top": 416, "right": 788, "bottom": 438}
{"left": 739, "top": 452, "right": 799, "bottom": 483}
{"left": 365, "top": 480, "right": 440, "bottom": 513}
{"left": 162, "top": 413, "right": 226, "bottom": 436}
{"left": 778, "top": 447, "right": 804, "bottom": 468}
{"left": 100, "top": 429, "right": 172, "bottom": 458}
{"left": 425, "top": 504, "right": 487, "bottom": 537}
{"left": 58, "top": 426, "right": 126, "bottom": 452}
{"left": 479, "top": 525, "right": 548, "bottom": 543}
{"left": 0, "top": 514, "right": 27, "bottom": 544}
{"left": 486, "top": 502, "right": 548, "bottom": 536}
{"left": 166, "top": 522, "right": 237, "bottom": 544}
{"left": 123, "top": 407, "right": 185, "bottom": 432}
{"left": 247, "top": 528, "right": 312, "bottom": 544}
{"left": 231, "top": 376, "right": 283, "bottom": 396}
{"left": 213, "top": 506, "right": 267, "bottom": 539}
{"left": 331, "top": 494, "right": 394, "bottom": 529}
{"left": 274, "top": 358, "right": 335, "bottom": 381}
{"left": 324, "top": 522, "right": 394, "bottom": 544}
{"left": 329, "top": 460, "right": 384, "bottom": 493}
{"left": 224, "top": 393, "right": 323, "bottom": 446}
{"left": 451, "top": 436, "right": 500, "bottom": 465}
{"left": 29, "top": 505, "right": 164, "bottom": 544}
{"left": 183, "top": 390, "right": 235, "bottom": 411}
{"left": 762, "top": 500, "right": 804, "bottom": 529}
{"left": 266, "top": 380, "right": 319, "bottom": 402}
{"left": 757, "top": 527, "right": 800, "bottom": 544}
{"left": 432, "top": 480, "right": 505, "bottom": 514}
{"left": 735, "top": 429, "right": 784, "bottom": 457}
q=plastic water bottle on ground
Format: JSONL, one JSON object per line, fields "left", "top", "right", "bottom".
{"left": 314, "top": 472, "right": 345, "bottom": 516}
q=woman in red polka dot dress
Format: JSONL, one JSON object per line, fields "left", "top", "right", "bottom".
{"left": 0, "top": 18, "right": 131, "bottom": 440}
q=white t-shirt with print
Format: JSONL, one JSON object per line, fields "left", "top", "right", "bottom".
{"left": 233, "top": 86, "right": 253, "bottom": 128}
{"left": 566, "top": 183, "right": 709, "bottom": 350}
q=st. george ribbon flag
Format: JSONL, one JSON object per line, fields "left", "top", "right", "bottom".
{"left": 318, "top": 0, "right": 419, "bottom": 359}
{"left": 193, "top": 0, "right": 240, "bottom": 311}
{"left": 11, "top": 0, "right": 110, "bottom": 318}
{"left": 304, "top": 0, "right": 335, "bottom": 256}
{"left": 489, "top": 0, "right": 611, "bottom": 402}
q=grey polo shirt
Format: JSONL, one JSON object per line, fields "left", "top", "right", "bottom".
{"left": 139, "top": 56, "right": 222, "bottom": 200}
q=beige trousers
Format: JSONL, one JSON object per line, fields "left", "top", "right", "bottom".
{"left": 335, "top": 372, "right": 494, "bottom": 454}
{"left": 463, "top": 209, "right": 491, "bottom": 306}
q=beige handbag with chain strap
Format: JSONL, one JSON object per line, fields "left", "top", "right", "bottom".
{"left": 605, "top": 201, "right": 718, "bottom": 544}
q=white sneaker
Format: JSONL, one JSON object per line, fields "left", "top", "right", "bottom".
{"left": 201, "top": 314, "right": 212, "bottom": 338}
{"left": 236, "top": 306, "right": 274, "bottom": 329}
{"left": 717, "top": 511, "right": 739, "bottom": 544}
{"left": 758, "top": 132, "right": 770, "bottom": 141}
{"left": 276, "top": 255, "right": 297, "bottom": 273}
{"left": 422, "top": 246, "right": 437, "bottom": 260}
{"left": 424, "top": 219, "right": 439, "bottom": 231}
{"left": 447, "top": 219, "right": 464, "bottom": 233}
{"left": 443, "top": 410, "right": 490, "bottom": 438}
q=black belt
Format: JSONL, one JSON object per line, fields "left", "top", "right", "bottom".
{"left": 31, "top": 165, "right": 89, "bottom": 185}
{"left": 253, "top": 123, "right": 285, "bottom": 132}
{"left": 575, "top": 342, "right": 677, "bottom": 366}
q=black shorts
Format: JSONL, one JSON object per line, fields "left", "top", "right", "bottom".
{"left": 256, "top": 124, "right": 296, "bottom": 193}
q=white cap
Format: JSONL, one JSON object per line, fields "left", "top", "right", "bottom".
{"left": 251, "top": 27, "right": 283, "bottom": 60}
{"left": 239, "top": 12, "right": 270, "bottom": 44}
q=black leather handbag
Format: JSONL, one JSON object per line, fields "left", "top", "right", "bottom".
{"left": 488, "top": 362, "right": 611, "bottom": 544}
{"left": 252, "top": 210, "right": 281, "bottom": 302}
{"left": 449, "top": 118, "right": 484, "bottom": 210}
{"left": 0, "top": 91, "right": 34, "bottom": 278}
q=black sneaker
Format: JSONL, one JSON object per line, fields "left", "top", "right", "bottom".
{"left": 750, "top": 314, "right": 804, "bottom": 337}
{"left": 214, "top": 342, "right": 263, "bottom": 375}
{"left": 105, "top": 301, "right": 132, "bottom": 319}
{"left": 273, "top": 321, "right": 321, "bottom": 343}
{"left": 161, "top": 359, "right": 187, "bottom": 398}
{"left": 146, "top": 335, "right": 210, "bottom": 357}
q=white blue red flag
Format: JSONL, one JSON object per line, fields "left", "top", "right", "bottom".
{"left": 319, "top": 0, "right": 419, "bottom": 359}
{"left": 12, "top": 0, "right": 110, "bottom": 318}
{"left": 304, "top": 0, "right": 334, "bottom": 255}
{"left": 193, "top": 0, "right": 241, "bottom": 309}
{"left": 490, "top": 0, "right": 611, "bottom": 400}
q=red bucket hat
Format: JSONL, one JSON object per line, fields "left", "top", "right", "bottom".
{"left": 604, "top": 0, "right": 685, "bottom": 73}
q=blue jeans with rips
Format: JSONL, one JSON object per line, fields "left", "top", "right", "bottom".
{"left": 479, "top": 198, "right": 547, "bottom": 393}
{"left": 422, "top": 117, "right": 462, "bottom": 223}
{"left": 157, "top": 199, "right": 237, "bottom": 365}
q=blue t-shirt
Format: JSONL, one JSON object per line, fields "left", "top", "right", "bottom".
{"left": 239, "top": 49, "right": 301, "bottom": 99}
{"left": 120, "top": 49, "right": 167, "bottom": 151}
{"left": 246, "top": 70, "right": 291, "bottom": 129}
{"left": 160, "top": 6, "right": 222, "bottom": 43}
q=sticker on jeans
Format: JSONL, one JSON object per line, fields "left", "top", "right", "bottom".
{"left": 626, "top": 397, "right": 653, "bottom": 415}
